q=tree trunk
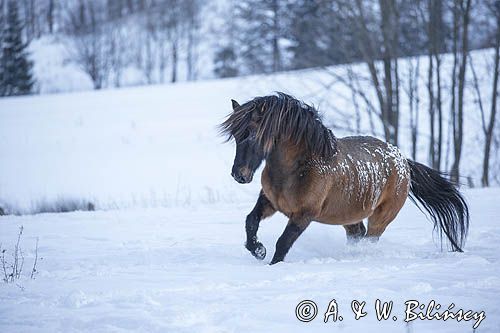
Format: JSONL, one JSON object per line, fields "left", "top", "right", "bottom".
{"left": 47, "top": 0, "right": 54, "bottom": 34}
{"left": 409, "top": 58, "right": 420, "bottom": 161}
{"left": 428, "top": 52, "right": 435, "bottom": 167}
{"left": 427, "top": 0, "right": 444, "bottom": 170}
{"left": 171, "top": 39, "right": 177, "bottom": 83}
{"left": 450, "top": 0, "right": 471, "bottom": 184}
{"left": 379, "top": 0, "right": 399, "bottom": 145}
{"left": 482, "top": 7, "right": 500, "bottom": 186}
{"left": 436, "top": 54, "right": 443, "bottom": 170}
{"left": 187, "top": 29, "right": 194, "bottom": 81}
{"left": 271, "top": 0, "right": 281, "bottom": 72}
{"left": 434, "top": 0, "right": 444, "bottom": 170}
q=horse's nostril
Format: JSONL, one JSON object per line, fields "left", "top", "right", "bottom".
{"left": 232, "top": 171, "right": 247, "bottom": 183}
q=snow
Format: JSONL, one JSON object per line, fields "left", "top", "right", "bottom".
{"left": 28, "top": 37, "right": 94, "bottom": 94}
{"left": 0, "top": 46, "right": 499, "bottom": 332}
{"left": 0, "top": 188, "right": 499, "bottom": 332}
{"left": 23, "top": 42, "right": 500, "bottom": 189}
{"left": 1, "top": 50, "right": 498, "bottom": 214}
{"left": 0, "top": 79, "right": 258, "bottom": 214}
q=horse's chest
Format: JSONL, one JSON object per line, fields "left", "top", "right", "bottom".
{"left": 262, "top": 184, "right": 294, "bottom": 217}
{"left": 260, "top": 165, "right": 310, "bottom": 216}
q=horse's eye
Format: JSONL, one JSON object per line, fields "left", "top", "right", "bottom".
{"left": 247, "top": 130, "right": 256, "bottom": 140}
{"left": 236, "top": 128, "right": 256, "bottom": 143}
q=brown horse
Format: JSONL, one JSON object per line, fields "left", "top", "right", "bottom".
{"left": 220, "top": 93, "right": 469, "bottom": 264}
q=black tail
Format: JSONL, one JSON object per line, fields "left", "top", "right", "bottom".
{"left": 407, "top": 160, "right": 469, "bottom": 252}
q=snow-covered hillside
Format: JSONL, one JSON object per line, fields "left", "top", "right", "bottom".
{"left": 0, "top": 48, "right": 499, "bottom": 332}
{"left": 0, "top": 48, "right": 498, "bottom": 214}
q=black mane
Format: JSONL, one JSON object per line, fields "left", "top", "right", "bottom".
{"left": 220, "top": 92, "right": 337, "bottom": 159}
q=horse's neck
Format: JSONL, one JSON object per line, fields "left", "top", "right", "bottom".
{"left": 266, "top": 140, "right": 309, "bottom": 171}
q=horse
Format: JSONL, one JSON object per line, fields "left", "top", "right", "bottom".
{"left": 220, "top": 93, "right": 469, "bottom": 265}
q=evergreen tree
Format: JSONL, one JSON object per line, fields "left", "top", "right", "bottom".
{"left": 233, "top": 0, "right": 286, "bottom": 74}
{"left": 1, "top": 0, "right": 34, "bottom": 96}
{"left": 213, "top": 46, "right": 238, "bottom": 78}
{"left": 287, "top": 0, "right": 329, "bottom": 69}
{"left": 0, "top": 0, "right": 5, "bottom": 96}
{"left": 287, "top": 0, "right": 365, "bottom": 69}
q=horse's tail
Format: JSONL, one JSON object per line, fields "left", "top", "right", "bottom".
{"left": 407, "top": 159, "right": 469, "bottom": 252}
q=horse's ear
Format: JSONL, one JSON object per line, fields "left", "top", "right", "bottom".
{"left": 231, "top": 99, "right": 240, "bottom": 110}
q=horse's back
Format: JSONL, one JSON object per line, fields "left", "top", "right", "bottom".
{"left": 337, "top": 135, "right": 410, "bottom": 188}
{"left": 317, "top": 135, "right": 410, "bottom": 225}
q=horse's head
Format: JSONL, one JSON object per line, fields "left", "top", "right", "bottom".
{"left": 220, "top": 99, "right": 265, "bottom": 184}
{"left": 220, "top": 93, "right": 337, "bottom": 184}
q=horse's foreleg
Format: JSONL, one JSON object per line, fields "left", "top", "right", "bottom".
{"left": 245, "top": 190, "right": 276, "bottom": 260}
{"left": 270, "top": 216, "right": 311, "bottom": 265}
{"left": 343, "top": 222, "right": 366, "bottom": 243}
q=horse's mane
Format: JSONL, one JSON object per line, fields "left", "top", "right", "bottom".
{"left": 220, "top": 92, "right": 337, "bottom": 159}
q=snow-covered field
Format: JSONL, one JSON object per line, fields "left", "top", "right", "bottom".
{"left": 0, "top": 51, "right": 499, "bottom": 332}
{"left": 1, "top": 188, "right": 499, "bottom": 332}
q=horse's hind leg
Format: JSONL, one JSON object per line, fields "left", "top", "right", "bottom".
{"left": 344, "top": 222, "right": 366, "bottom": 243}
{"left": 245, "top": 190, "right": 276, "bottom": 260}
{"left": 366, "top": 204, "right": 398, "bottom": 242}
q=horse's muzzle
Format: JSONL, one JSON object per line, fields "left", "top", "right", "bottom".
{"left": 231, "top": 168, "right": 253, "bottom": 184}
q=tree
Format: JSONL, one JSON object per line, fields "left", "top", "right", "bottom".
{"left": 425, "top": 0, "right": 445, "bottom": 170}
{"left": 287, "top": 0, "right": 324, "bottom": 69}
{"left": 342, "top": 0, "right": 401, "bottom": 145}
{"left": 0, "top": 0, "right": 5, "bottom": 96}
{"left": 22, "top": 0, "right": 37, "bottom": 40}
{"left": 287, "top": 0, "right": 359, "bottom": 70}
{"left": 1, "top": 0, "right": 34, "bottom": 96}
{"left": 47, "top": 0, "right": 55, "bottom": 34}
{"left": 406, "top": 57, "right": 421, "bottom": 161}
{"left": 479, "top": 1, "right": 500, "bottom": 186}
{"left": 304, "top": 0, "right": 410, "bottom": 146}
{"left": 233, "top": 0, "right": 285, "bottom": 74}
{"left": 450, "top": 0, "right": 472, "bottom": 183}
{"left": 67, "top": 1, "right": 109, "bottom": 90}
{"left": 184, "top": 0, "right": 202, "bottom": 81}
{"left": 107, "top": 0, "right": 125, "bottom": 20}
{"left": 213, "top": 46, "right": 238, "bottom": 78}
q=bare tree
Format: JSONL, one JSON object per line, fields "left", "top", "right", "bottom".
{"left": 479, "top": 1, "right": 500, "bottom": 186}
{"left": 108, "top": 27, "right": 126, "bottom": 87}
{"left": 142, "top": 15, "right": 157, "bottom": 84}
{"left": 271, "top": 0, "right": 281, "bottom": 72}
{"left": 424, "top": 0, "right": 445, "bottom": 169}
{"left": 345, "top": 0, "right": 401, "bottom": 145}
{"left": 67, "top": 1, "right": 110, "bottom": 90}
{"left": 22, "top": 0, "right": 36, "bottom": 40}
{"left": 47, "top": 0, "right": 55, "bottom": 33}
{"left": 0, "top": 0, "right": 4, "bottom": 97}
{"left": 450, "top": 0, "right": 472, "bottom": 183}
{"left": 406, "top": 57, "right": 421, "bottom": 160}
{"left": 184, "top": 0, "right": 202, "bottom": 81}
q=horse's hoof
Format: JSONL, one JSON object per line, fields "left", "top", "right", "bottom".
{"left": 252, "top": 242, "right": 266, "bottom": 260}
{"left": 269, "top": 258, "right": 281, "bottom": 265}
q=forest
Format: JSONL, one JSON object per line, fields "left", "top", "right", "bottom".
{"left": 0, "top": 0, "right": 499, "bottom": 186}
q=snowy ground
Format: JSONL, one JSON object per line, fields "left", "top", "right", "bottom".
{"left": 0, "top": 188, "right": 499, "bottom": 332}
{"left": 1, "top": 49, "right": 499, "bottom": 332}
